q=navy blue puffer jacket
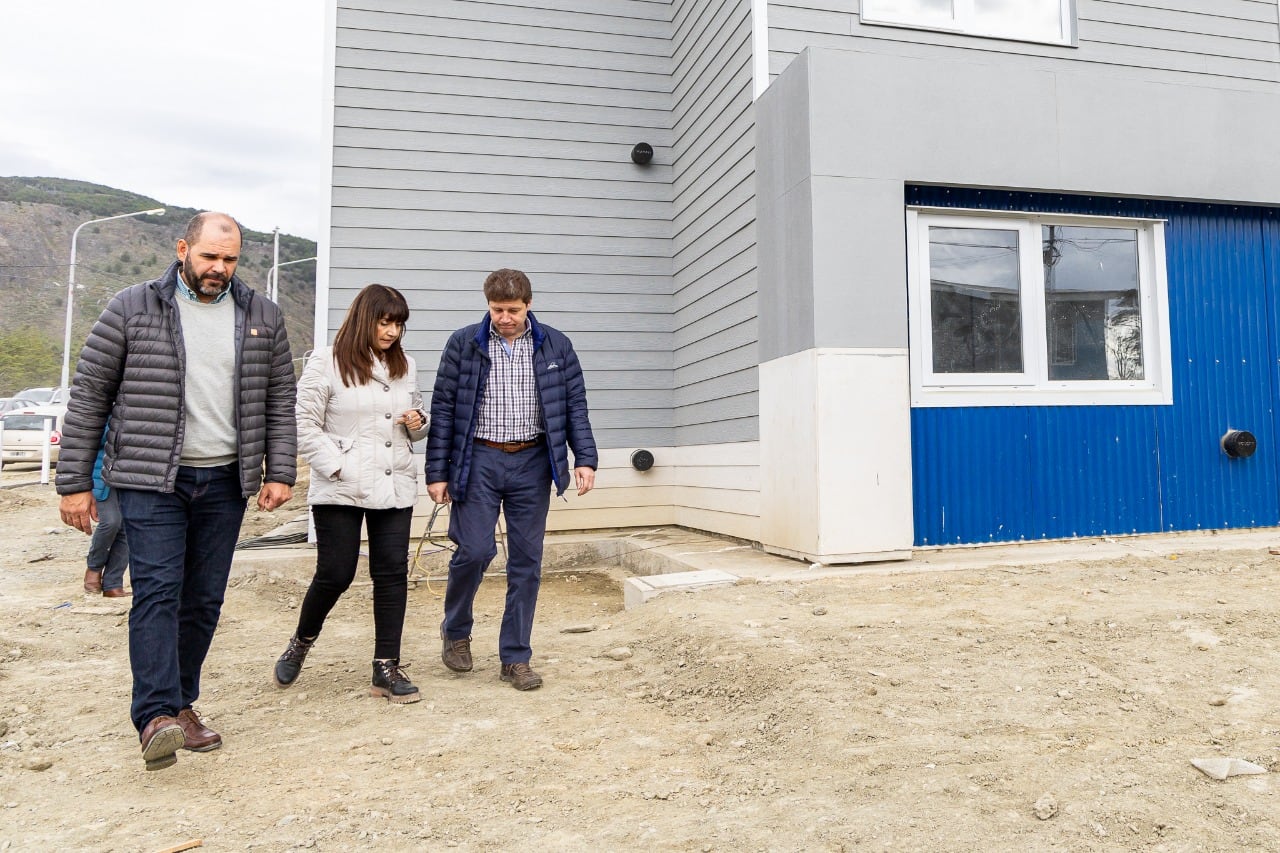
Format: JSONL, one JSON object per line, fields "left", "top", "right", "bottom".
{"left": 426, "top": 312, "right": 597, "bottom": 501}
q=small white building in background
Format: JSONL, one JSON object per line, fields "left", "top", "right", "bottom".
{"left": 318, "top": 1, "right": 1280, "bottom": 563}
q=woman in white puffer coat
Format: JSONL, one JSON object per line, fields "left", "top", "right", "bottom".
{"left": 273, "top": 284, "right": 429, "bottom": 704}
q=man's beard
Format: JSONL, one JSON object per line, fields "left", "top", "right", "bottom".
{"left": 182, "top": 256, "right": 229, "bottom": 297}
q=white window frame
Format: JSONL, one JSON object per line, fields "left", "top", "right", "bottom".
{"left": 906, "top": 207, "right": 1173, "bottom": 408}
{"left": 861, "top": 0, "right": 1077, "bottom": 48}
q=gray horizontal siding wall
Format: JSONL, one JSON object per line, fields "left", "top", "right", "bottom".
{"left": 332, "top": 0, "right": 677, "bottom": 448}
{"left": 671, "top": 0, "right": 760, "bottom": 445}
{"left": 768, "top": 0, "right": 1280, "bottom": 86}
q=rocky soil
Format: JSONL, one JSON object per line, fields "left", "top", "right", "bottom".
{"left": 0, "top": 466, "right": 1277, "bottom": 852}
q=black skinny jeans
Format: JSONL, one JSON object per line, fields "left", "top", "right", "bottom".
{"left": 295, "top": 504, "right": 413, "bottom": 660}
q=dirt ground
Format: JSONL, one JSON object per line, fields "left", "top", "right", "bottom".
{"left": 0, "top": 465, "right": 1277, "bottom": 853}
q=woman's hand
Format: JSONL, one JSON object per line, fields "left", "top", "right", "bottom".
{"left": 397, "top": 408, "right": 426, "bottom": 431}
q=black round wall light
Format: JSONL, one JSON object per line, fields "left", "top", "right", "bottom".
{"left": 630, "top": 449, "right": 655, "bottom": 471}
{"left": 1221, "top": 429, "right": 1257, "bottom": 459}
{"left": 631, "top": 142, "right": 654, "bottom": 165}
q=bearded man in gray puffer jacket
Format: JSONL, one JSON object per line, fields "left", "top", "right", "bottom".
{"left": 57, "top": 212, "right": 297, "bottom": 771}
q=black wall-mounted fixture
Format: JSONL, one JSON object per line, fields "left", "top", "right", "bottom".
{"left": 1221, "top": 429, "right": 1257, "bottom": 458}
{"left": 631, "top": 142, "right": 654, "bottom": 165}
{"left": 630, "top": 449, "right": 655, "bottom": 471}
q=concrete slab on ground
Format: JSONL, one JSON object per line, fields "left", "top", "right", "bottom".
{"left": 227, "top": 523, "right": 1280, "bottom": 604}
{"left": 623, "top": 569, "right": 738, "bottom": 609}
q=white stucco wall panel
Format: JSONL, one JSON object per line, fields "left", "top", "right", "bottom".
{"left": 760, "top": 350, "right": 822, "bottom": 555}
{"left": 759, "top": 348, "right": 913, "bottom": 562}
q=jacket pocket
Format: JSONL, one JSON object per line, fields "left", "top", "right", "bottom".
{"left": 324, "top": 432, "right": 366, "bottom": 500}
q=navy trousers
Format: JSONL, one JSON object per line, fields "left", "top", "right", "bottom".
{"left": 442, "top": 442, "right": 552, "bottom": 664}
{"left": 118, "top": 464, "right": 247, "bottom": 734}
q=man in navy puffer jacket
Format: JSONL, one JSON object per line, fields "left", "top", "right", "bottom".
{"left": 428, "top": 268, "right": 597, "bottom": 690}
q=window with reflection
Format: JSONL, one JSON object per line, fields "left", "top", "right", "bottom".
{"left": 908, "top": 210, "right": 1170, "bottom": 406}
{"left": 1042, "top": 225, "right": 1142, "bottom": 381}
{"left": 862, "top": 0, "right": 1072, "bottom": 45}
{"left": 928, "top": 226, "right": 1023, "bottom": 373}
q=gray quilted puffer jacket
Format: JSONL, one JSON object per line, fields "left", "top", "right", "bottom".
{"left": 55, "top": 262, "right": 297, "bottom": 497}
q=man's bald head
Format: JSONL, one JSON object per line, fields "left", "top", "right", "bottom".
{"left": 184, "top": 212, "right": 242, "bottom": 246}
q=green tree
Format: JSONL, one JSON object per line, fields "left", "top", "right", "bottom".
{"left": 0, "top": 327, "right": 60, "bottom": 396}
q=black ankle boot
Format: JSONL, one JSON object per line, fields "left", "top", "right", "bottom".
{"left": 274, "top": 635, "right": 314, "bottom": 688}
{"left": 371, "top": 659, "right": 421, "bottom": 704}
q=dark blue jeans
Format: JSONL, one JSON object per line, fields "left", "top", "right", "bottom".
{"left": 443, "top": 442, "right": 552, "bottom": 664}
{"left": 118, "top": 464, "right": 247, "bottom": 734}
{"left": 87, "top": 489, "right": 129, "bottom": 590}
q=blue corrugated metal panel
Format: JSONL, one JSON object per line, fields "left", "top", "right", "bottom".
{"left": 1026, "top": 406, "right": 1163, "bottom": 538}
{"left": 907, "top": 187, "right": 1280, "bottom": 545}
{"left": 910, "top": 407, "right": 1033, "bottom": 544}
{"left": 1155, "top": 204, "right": 1279, "bottom": 530}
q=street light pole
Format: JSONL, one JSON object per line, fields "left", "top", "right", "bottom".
{"left": 268, "top": 256, "right": 317, "bottom": 303}
{"left": 61, "top": 207, "right": 165, "bottom": 390}
{"left": 270, "top": 227, "right": 280, "bottom": 302}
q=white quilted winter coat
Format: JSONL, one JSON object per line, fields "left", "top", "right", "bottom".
{"left": 296, "top": 347, "right": 428, "bottom": 509}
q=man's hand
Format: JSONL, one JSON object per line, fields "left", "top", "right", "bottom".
{"left": 573, "top": 466, "right": 596, "bottom": 497}
{"left": 428, "top": 481, "right": 450, "bottom": 504}
{"left": 257, "top": 482, "right": 292, "bottom": 512}
{"left": 60, "top": 492, "right": 97, "bottom": 535}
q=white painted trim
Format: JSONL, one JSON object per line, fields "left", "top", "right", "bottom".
{"left": 908, "top": 210, "right": 1174, "bottom": 408}
{"left": 860, "top": 0, "right": 1076, "bottom": 48}
{"left": 314, "top": 0, "right": 338, "bottom": 352}
{"left": 751, "top": 0, "right": 769, "bottom": 100}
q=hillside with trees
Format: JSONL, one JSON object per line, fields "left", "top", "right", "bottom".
{"left": 0, "top": 176, "right": 316, "bottom": 395}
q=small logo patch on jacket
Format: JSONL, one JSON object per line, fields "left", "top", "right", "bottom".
{"left": 546, "top": 362, "right": 559, "bottom": 370}
{"left": 250, "top": 328, "right": 259, "bottom": 336}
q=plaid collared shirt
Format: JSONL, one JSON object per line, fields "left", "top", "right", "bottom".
{"left": 475, "top": 323, "right": 543, "bottom": 442}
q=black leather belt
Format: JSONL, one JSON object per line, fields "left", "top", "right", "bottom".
{"left": 475, "top": 437, "right": 543, "bottom": 453}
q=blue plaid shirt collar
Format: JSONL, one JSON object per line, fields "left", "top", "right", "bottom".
{"left": 176, "top": 270, "right": 231, "bottom": 305}
{"left": 489, "top": 320, "right": 531, "bottom": 355}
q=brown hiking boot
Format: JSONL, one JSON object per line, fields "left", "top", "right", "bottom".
{"left": 500, "top": 662, "right": 543, "bottom": 691}
{"left": 441, "top": 632, "right": 473, "bottom": 672}
{"left": 176, "top": 707, "right": 222, "bottom": 752}
{"left": 139, "top": 715, "right": 184, "bottom": 771}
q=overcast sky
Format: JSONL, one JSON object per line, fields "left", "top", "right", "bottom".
{"left": 0, "top": 1, "right": 327, "bottom": 239}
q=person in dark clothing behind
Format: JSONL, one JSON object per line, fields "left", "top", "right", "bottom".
{"left": 83, "top": 425, "right": 131, "bottom": 598}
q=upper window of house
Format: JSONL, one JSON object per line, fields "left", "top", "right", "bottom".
{"left": 906, "top": 210, "right": 1171, "bottom": 407}
{"left": 861, "top": 0, "right": 1075, "bottom": 46}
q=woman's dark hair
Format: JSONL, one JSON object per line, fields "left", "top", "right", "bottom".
{"left": 332, "top": 284, "right": 410, "bottom": 387}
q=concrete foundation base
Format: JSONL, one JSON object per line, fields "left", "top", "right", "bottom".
{"left": 623, "top": 569, "right": 739, "bottom": 609}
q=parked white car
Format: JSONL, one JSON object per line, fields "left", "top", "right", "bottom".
{"left": 0, "top": 397, "right": 37, "bottom": 414}
{"left": 0, "top": 405, "right": 67, "bottom": 465}
{"left": 15, "top": 387, "right": 70, "bottom": 406}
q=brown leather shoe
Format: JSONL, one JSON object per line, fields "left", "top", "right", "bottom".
{"left": 176, "top": 707, "right": 222, "bottom": 752}
{"left": 500, "top": 662, "right": 543, "bottom": 691}
{"left": 441, "top": 631, "right": 473, "bottom": 672}
{"left": 83, "top": 568, "right": 103, "bottom": 594}
{"left": 139, "top": 715, "right": 184, "bottom": 771}
{"left": 102, "top": 587, "right": 132, "bottom": 598}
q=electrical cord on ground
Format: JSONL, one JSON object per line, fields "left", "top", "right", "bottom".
{"left": 409, "top": 503, "right": 453, "bottom": 596}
